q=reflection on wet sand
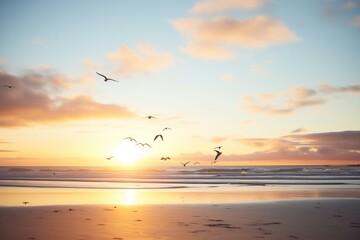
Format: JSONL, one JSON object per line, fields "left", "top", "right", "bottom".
{"left": 1, "top": 186, "right": 360, "bottom": 206}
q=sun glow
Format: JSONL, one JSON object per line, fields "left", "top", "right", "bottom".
{"left": 113, "top": 141, "right": 145, "bottom": 165}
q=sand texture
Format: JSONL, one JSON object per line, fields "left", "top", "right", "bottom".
{"left": 1, "top": 199, "right": 360, "bottom": 240}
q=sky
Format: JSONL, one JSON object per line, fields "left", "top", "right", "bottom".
{"left": 0, "top": 0, "right": 359, "bottom": 166}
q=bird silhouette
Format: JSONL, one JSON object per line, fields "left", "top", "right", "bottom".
{"left": 23, "top": 201, "right": 29, "bottom": 205}
{"left": 214, "top": 150, "right": 222, "bottom": 160}
{"left": 106, "top": 156, "right": 114, "bottom": 160}
{"left": 193, "top": 162, "right": 200, "bottom": 165}
{"left": 180, "top": 162, "right": 190, "bottom": 167}
{"left": 161, "top": 157, "right": 170, "bottom": 161}
{"left": 136, "top": 143, "right": 152, "bottom": 148}
{"left": 96, "top": 72, "right": 119, "bottom": 82}
{"left": 145, "top": 115, "right": 156, "bottom": 119}
{"left": 124, "top": 137, "right": 137, "bottom": 143}
{"left": 2, "top": 85, "right": 15, "bottom": 88}
{"left": 162, "top": 127, "right": 172, "bottom": 131}
{"left": 154, "top": 134, "right": 163, "bottom": 141}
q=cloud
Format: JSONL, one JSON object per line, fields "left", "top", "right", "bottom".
{"left": 211, "top": 136, "right": 228, "bottom": 143}
{"left": 241, "top": 84, "right": 359, "bottom": 116}
{"left": 172, "top": 16, "right": 299, "bottom": 59}
{"left": 244, "top": 105, "right": 293, "bottom": 115}
{"left": 287, "top": 97, "right": 326, "bottom": 108}
{"left": 0, "top": 150, "right": 16, "bottom": 153}
{"left": 319, "top": 84, "right": 360, "bottom": 94}
{"left": 106, "top": 43, "right": 175, "bottom": 77}
{"left": 352, "top": 15, "right": 360, "bottom": 26}
{"left": 78, "top": 59, "right": 100, "bottom": 85}
{"left": 235, "top": 131, "right": 360, "bottom": 162}
{"left": 343, "top": 1, "right": 358, "bottom": 10}
{"left": 220, "top": 73, "right": 234, "bottom": 81}
{"left": 189, "top": 0, "right": 268, "bottom": 14}
{"left": 176, "top": 131, "right": 360, "bottom": 164}
{"left": 290, "top": 128, "right": 307, "bottom": 134}
{"left": 240, "top": 96, "right": 254, "bottom": 102}
{"left": 292, "top": 86, "right": 317, "bottom": 98}
{"left": 0, "top": 57, "right": 7, "bottom": 65}
{"left": 0, "top": 70, "right": 136, "bottom": 128}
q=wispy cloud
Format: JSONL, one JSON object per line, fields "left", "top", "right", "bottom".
{"left": 189, "top": 0, "right": 268, "bottom": 14}
{"left": 343, "top": 1, "right": 359, "bottom": 10}
{"left": 0, "top": 70, "right": 136, "bottom": 128}
{"left": 352, "top": 15, "right": 360, "bottom": 26}
{"left": 0, "top": 57, "right": 7, "bottom": 65}
{"left": 290, "top": 128, "right": 307, "bottom": 134}
{"left": 319, "top": 84, "right": 360, "bottom": 94}
{"left": 211, "top": 136, "right": 228, "bottom": 143}
{"left": 0, "top": 149, "right": 16, "bottom": 153}
{"left": 241, "top": 84, "right": 360, "bottom": 116}
{"left": 220, "top": 73, "right": 234, "bottom": 82}
{"left": 172, "top": 16, "right": 299, "bottom": 60}
{"left": 244, "top": 105, "right": 293, "bottom": 115}
{"left": 177, "top": 131, "right": 360, "bottom": 163}
{"left": 106, "top": 43, "right": 175, "bottom": 77}
{"left": 235, "top": 131, "right": 360, "bottom": 162}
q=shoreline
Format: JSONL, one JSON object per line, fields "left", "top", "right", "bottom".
{"left": 1, "top": 186, "right": 360, "bottom": 206}
{"left": 1, "top": 199, "right": 359, "bottom": 240}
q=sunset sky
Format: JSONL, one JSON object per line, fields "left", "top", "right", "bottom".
{"left": 0, "top": 0, "right": 359, "bottom": 166}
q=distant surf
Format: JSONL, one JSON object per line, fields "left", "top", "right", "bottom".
{"left": 0, "top": 165, "right": 359, "bottom": 190}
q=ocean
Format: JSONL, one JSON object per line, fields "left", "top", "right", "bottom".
{"left": 0, "top": 165, "right": 359, "bottom": 206}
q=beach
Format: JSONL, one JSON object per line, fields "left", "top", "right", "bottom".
{"left": 0, "top": 165, "right": 360, "bottom": 239}
{"left": 1, "top": 199, "right": 360, "bottom": 240}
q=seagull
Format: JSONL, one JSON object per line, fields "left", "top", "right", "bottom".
{"left": 136, "top": 143, "right": 152, "bottom": 148}
{"left": 154, "top": 134, "right": 163, "bottom": 141}
{"left": 180, "top": 162, "right": 190, "bottom": 167}
{"left": 193, "top": 162, "right": 200, "bottom": 165}
{"left": 2, "top": 85, "right": 15, "bottom": 88}
{"left": 214, "top": 150, "right": 222, "bottom": 161}
{"left": 106, "top": 156, "right": 114, "bottom": 160}
{"left": 161, "top": 157, "right": 170, "bottom": 161}
{"left": 23, "top": 201, "right": 29, "bottom": 205}
{"left": 145, "top": 115, "right": 156, "bottom": 119}
{"left": 96, "top": 72, "right": 119, "bottom": 82}
{"left": 163, "top": 127, "right": 172, "bottom": 131}
{"left": 214, "top": 146, "right": 222, "bottom": 150}
{"left": 124, "top": 137, "right": 137, "bottom": 143}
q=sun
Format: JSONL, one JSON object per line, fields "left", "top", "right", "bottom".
{"left": 113, "top": 141, "right": 145, "bottom": 165}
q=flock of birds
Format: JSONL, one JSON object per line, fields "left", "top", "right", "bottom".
{"left": 96, "top": 72, "right": 224, "bottom": 167}
{"left": 1, "top": 72, "right": 224, "bottom": 167}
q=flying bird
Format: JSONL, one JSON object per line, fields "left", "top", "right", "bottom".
{"left": 161, "top": 157, "right": 170, "bottom": 161}
{"left": 136, "top": 143, "right": 152, "bottom": 148}
{"left": 154, "top": 134, "right": 163, "bottom": 142}
{"left": 2, "top": 85, "right": 15, "bottom": 88}
{"left": 193, "top": 162, "right": 200, "bottom": 165}
{"left": 124, "top": 137, "right": 137, "bottom": 143}
{"left": 162, "top": 127, "right": 172, "bottom": 131}
{"left": 145, "top": 115, "right": 156, "bottom": 119}
{"left": 214, "top": 146, "right": 222, "bottom": 150}
{"left": 23, "top": 201, "right": 29, "bottom": 205}
{"left": 180, "top": 162, "right": 190, "bottom": 167}
{"left": 106, "top": 156, "right": 114, "bottom": 160}
{"left": 96, "top": 72, "right": 119, "bottom": 82}
{"left": 214, "top": 150, "right": 222, "bottom": 161}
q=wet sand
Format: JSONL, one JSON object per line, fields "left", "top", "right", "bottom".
{"left": 1, "top": 199, "right": 359, "bottom": 240}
